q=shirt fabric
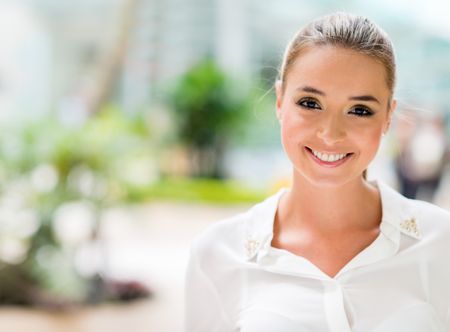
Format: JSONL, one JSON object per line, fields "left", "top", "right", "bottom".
{"left": 184, "top": 180, "right": 450, "bottom": 332}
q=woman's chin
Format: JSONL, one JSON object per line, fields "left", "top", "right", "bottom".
{"left": 294, "top": 169, "right": 362, "bottom": 188}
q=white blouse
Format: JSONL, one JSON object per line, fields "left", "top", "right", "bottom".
{"left": 184, "top": 180, "right": 450, "bottom": 332}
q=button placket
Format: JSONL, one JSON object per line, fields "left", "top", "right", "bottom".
{"left": 323, "top": 281, "right": 352, "bottom": 332}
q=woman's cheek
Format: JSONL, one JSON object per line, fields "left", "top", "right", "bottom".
{"left": 353, "top": 126, "right": 384, "bottom": 157}
{"left": 281, "top": 121, "right": 307, "bottom": 161}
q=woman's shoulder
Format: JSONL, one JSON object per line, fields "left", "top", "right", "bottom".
{"left": 411, "top": 198, "right": 450, "bottom": 217}
{"left": 191, "top": 208, "right": 252, "bottom": 253}
{"left": 377, "top": 180, "right": 450, "bottom": 236}
{"left": 187, "top": 208, "right": 254, "bottom": 275}
{"left": 189, "top": 189, "right": 286, "bottom": 262}
{"left": 409, "top": 198, "right": 450, "bottom": 232}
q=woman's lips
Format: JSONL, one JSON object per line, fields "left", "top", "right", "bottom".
{"left": 305, "top": 146, "right": 353, "bottom": 167}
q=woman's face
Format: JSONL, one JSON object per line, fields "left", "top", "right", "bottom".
{"left": 276, "top": 45, "right": 396, "bottom": 187}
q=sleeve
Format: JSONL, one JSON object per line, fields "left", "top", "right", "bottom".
{"left": 184, "top": 240, "right": 235, "bottom": 332}
{"left": 446, "top": 307, "right": 450, "bottom": 331}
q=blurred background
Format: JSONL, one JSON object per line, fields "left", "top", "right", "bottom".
{"left": 1, "top": 0, "right": 450, "bottom": 331}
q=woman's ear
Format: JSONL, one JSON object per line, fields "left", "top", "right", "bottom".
{"left": 275, "top": 80, "right": 283, "bottom": 122}
{"left": 383, "top": 98, "right": 397, "bottom": 134}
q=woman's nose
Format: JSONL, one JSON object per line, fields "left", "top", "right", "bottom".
{"left": 316, "top": 115, "right": 347, "bottom": 145}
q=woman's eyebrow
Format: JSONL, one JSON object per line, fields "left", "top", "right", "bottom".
{"left": 296, "top": 85, "right": 325, "bottom": 95}
{"left": 349, "top": 95, "right": 380, "bottom": 104}
{"left": 296, "top": 85, "right": 380, "bottom": 104}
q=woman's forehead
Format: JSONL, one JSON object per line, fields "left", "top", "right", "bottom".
{"left": 285, "top": 46, "right": 390, "bottom": 97}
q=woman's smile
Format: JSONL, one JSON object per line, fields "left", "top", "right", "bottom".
{"left": 305, "top": 146, "right": 354, "bottom": 168}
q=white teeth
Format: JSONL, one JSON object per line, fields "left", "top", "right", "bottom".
{"left": 311, "top": 149, "right": 347, "bottom": 162}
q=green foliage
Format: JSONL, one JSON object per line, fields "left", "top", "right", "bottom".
{"left": 166, "top": 59, "right": 256, "bottom": 178}
{"left": 127, "top": 176, "right": 267, "bottom": 204}
{"left": 0, "top": 106, "right": 155, "bottom": 305}
{"left": 0, "top": 100, "right": 271, "bottom": 306}
{"left": 169, "top": 59, "right": 250, "bottom": 149}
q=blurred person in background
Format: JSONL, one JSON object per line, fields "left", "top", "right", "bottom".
{"left": 394, "top": 110, "right": 449, "bottom": 201}
{"left": 185, "top": 12, "right": 450, "bottom": 332}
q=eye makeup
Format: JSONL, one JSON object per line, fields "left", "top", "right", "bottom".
{"left": 295, "top": 96, "right": 375, "bottom": 117}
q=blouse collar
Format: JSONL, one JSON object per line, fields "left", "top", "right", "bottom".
{"left": 243, "top": 180, "right": 422, "bottom": 267}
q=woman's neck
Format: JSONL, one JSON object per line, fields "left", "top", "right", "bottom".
{"left": 278, "top": 171, "right": 382, "bottom": 235}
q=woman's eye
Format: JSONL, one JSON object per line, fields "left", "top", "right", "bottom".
{"left": 350, "top": 106, "right": 373, "bottom": 117}
{"left": 297, "top": 98, "right": 321, "bottom": 110}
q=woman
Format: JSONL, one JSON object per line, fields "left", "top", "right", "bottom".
{"left": 184, "top": 12, "right": 450, "bottom": 332}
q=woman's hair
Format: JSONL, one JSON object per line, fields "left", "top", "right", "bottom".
{"left": 278, "top": 12, "right": 396, "bottom": 98}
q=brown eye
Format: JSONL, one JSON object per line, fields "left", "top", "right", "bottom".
{"left": 349, "top": 106, "right": 374, "bottom": 117}
{"left": 297, "top": 98, "right": 321, "bottom": 110}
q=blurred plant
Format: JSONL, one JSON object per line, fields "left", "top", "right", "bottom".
{"left": 128, "top": 176, "right": 267, "bottom": 204}
{"left": 168, "top": 59, "right": 252, "bottom": 179}
{"left": 0, "top": 106, "right": 155, "bottom": 307}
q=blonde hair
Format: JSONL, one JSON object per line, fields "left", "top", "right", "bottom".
{"left": 279, "top": 12, "right": 396, "bottom": 98}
